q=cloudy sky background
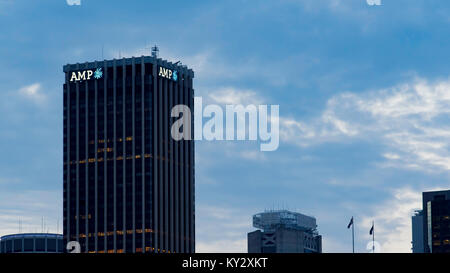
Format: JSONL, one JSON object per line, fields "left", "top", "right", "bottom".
{"left": 0, "top": 0, "right": 450, "bottom": 252}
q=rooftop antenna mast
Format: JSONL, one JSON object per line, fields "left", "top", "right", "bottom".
{"left": 151, "top": 45, "right": 159, "bottom": 58}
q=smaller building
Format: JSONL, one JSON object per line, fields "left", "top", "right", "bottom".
{"left": 411, "top": 210, "right": 424, "bottom": 253}
{"left": 0, "top": 233, "right": 64, "bottom": 253}
{"left": 248, "top": 210, "right": 322, "bottom": 253}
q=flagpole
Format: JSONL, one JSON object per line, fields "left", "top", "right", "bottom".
{"left": 372, "top": 221, "right": 375, "bottom": 253}
{"left": 352, "top": 217, "right": 355, "bottom": 253}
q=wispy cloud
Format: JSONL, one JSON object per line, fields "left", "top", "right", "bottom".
{"left": 360, "top": 186, "right": 449, "bottom": 253}
{"left": 18, "top": 83, "right": 47, "bottom": 106}
{"left": 0, "top": 190, "right": 62, "bottom": 236}
{"left": 281, "top": 77, "right": 450, "bottom": 172}
{"left": 196, "top": 205, "right": 252, "bottom": 253}
{"left": 207, "top": 87, "right": 264, "bottom": 106}
{"left": 66, "top": 0, "right": 81, "bottom": 6}
{"left": 360, "top": 188, "right": 420, "bottom": 253}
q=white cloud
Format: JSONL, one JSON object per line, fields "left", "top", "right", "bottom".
{"left": 281, "top": 78, "right": 450, "bottom": 172}
{"left": 207, "top": 87, "right": 264, "bottom": 106}
{"left": 360, "top": 188, "right": 420, "bottom": 253}
{"left": 66, "top": 0, "right": 81, "bottom": 6}
{"left": 0, "top": 190, "right": 62, "bottom": 236}
{"left": 18, "top": 83, "right": 47, "bottom": 105}
{"left": 196, "top": 205, "right": 252, "bottom": 253}
{"left": 366, "top": 0, "right": 382, "bottom": 6}
{"left": 360, "top": 186, "right": 449, "bottom": 253}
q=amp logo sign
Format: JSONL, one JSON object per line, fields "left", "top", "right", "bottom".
{"left": 158, "top": 66, "right": 178, "bottom": 81}
{"left": 70, "top": 68, "right": 103, "bottom": 82}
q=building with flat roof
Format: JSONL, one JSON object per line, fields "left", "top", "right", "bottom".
{"left": 63, "top": 54, "right": 195, "bottom": 253}
{"left": 0, "top": 233, "right": 63, "bottom": 253}
{"left": 422, "top": 190, "right": 450, "bottom": 253}
{"left": 411, "top": 210, "right": 424, "bottom": 253}
{"left": 248, "top": 210, "right": 322, "bottom": 253}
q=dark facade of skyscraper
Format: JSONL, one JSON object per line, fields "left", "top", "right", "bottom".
{"left": 422, "top": 190, "right": 450, "bottom": 253}
{"left": 63, "top": 56, "right": 195, "bottom": 253}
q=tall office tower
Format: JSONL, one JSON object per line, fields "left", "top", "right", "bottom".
{"left": 63, "top": 55, "right": 195, "bottom": 253}
{"left": 248, "top": 210, "right": 322, "bottom": 253}
{"left": 422, "top": 190, "right": 450, "bottom": 253}
{"left": 411, "top": 210, "right": 424, "bottom": 253}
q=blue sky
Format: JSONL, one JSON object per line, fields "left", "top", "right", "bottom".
{"left": 0, "top": 0, "right": 450, "bottom": 252}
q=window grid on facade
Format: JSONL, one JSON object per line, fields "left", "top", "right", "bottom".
{"left": 63, "top": 56, "right": 195, "bottom": 253}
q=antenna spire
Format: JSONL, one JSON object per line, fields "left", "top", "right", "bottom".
{"left": 151, "top": 45, "right": 159, "bottom": 58}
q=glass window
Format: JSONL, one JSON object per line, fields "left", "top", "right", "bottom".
{"left": 58, "top": 239, "right": 64, "bottom": 252}
{"left": 48, "top": 239, "right": 57, "bottom": 252}
{"left": 36, "top": 238, "right": 45, "bottom": 252}
{"left": 6, "top": 240, "right": 12, "bottom": 253}
{"left": 24, "top": 239, "right": 34, "bottom": 252}
{"left": 13, "top": 239, "right": 22, "bottom": 252}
